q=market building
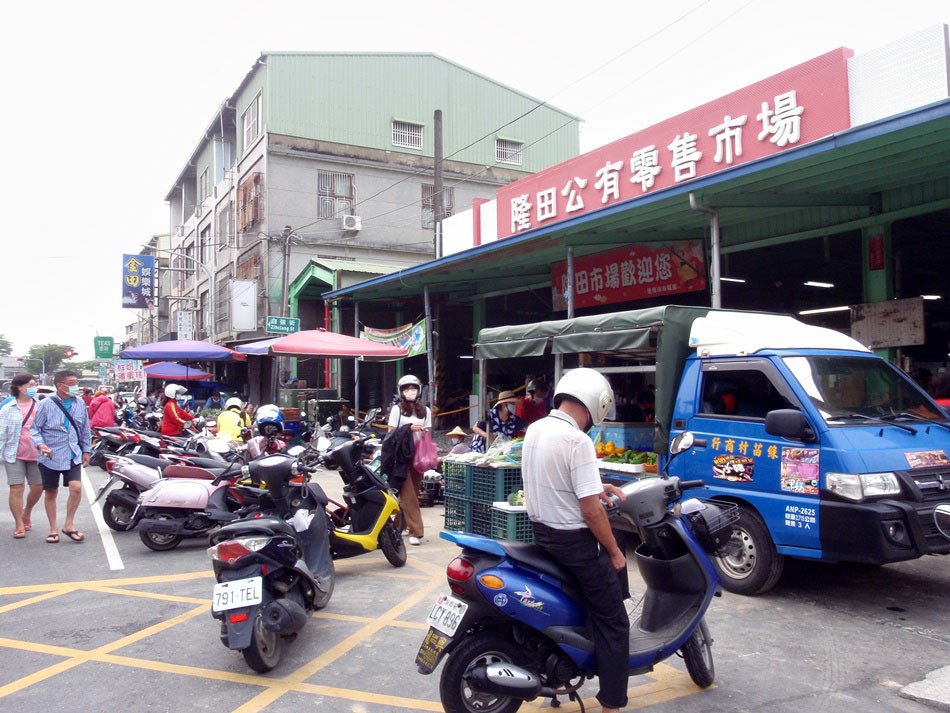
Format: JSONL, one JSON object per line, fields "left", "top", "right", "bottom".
{"left": 315, "top": 25, "right": 950, "bottom": 423}
{"left": 149, "top": 52, "right": 580, "bottom": 403}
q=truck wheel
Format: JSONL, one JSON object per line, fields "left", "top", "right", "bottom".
{"left": 714, "top": 506, "right": 783, "bottom": 595}
{"left": 680, "top": 619, "right": 715, "bottom": 688}
{"left": 439, "top": 632, "right": 524, "bottom": 713}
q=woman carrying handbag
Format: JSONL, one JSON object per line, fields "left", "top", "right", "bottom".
{"left": 386, "top": 375, "right": 432, "bottom": 546}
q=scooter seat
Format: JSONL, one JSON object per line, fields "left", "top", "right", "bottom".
{"left": 498, "top": 542, "right": 578, "bottom": 584}
{"left": 186, "top": 457, "right": 233, "bottom": 470}
{"left": 162, "top": 464, "right": 222, "bottom": 480}
{"left": 126, "top": 453, "right": 175, "bottom": 469}
{"left": 212, "top": 515, "right": 296, "bottom": 542}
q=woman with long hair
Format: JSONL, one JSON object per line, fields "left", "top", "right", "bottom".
{"left": 0, "top": 373, "right": 43, "bottom": 538}
{"left": 387, "top": 374, "right": 431, "bottom": 546}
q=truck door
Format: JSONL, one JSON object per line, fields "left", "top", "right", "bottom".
{"left": 686, "top": 359, "right": 821, "bottom": 553}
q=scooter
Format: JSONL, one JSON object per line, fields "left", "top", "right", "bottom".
{"left": 319, "top": 433, "right": 407, "bottom": 567}
{"left": 135, "top": 450, "right": 267, "bottom": 551}
{"left": 208, "top": 451, "right": 335, "bottom": 673}
{"left": 416, "top": 432, "right": 735, "bottom": 713}
{"left": 93, "top": 443, "right": 235, "bottom": 531}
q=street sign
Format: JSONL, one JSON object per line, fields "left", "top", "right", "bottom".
{"left": 177, "top": 311, "right": 195, "bottom": 341}
{"left": 94, "top": 336, "right": 115, "bottom": 360}
{"left": 266, "top": 316, "right": 301, "bottom": 335}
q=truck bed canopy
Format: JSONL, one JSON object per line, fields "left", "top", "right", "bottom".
{"left": 476, "top": 305, "right": 716, "bottom": 454}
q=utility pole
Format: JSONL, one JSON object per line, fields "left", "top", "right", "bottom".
{"left": 433, "top": 109, "right": 443, "bottom": 259}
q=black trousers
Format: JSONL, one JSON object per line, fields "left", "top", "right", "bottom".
{"left": 532, "top": 522, "right": 629, "bottom": 709}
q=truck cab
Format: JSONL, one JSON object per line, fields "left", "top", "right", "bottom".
{"left": 670, "top": 311, "right": 950, "bottom": 594}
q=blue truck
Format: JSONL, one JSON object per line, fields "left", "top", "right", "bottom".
{"left": 475, "top": 305, "right": 950, "bottom": 595}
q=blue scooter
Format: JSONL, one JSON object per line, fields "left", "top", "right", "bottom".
{"left": 416, "top": 432, "right": 737, "bottom": 712}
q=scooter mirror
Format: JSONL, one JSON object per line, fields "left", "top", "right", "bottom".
{"left": 287, "top": 445, "right": 305, "bottom": 456}
{"left": 670, "top": 431, "right": 695, "bottom": 455}
{"left": 314, "top": 435, "right": 331, "bottom": 452}
{"left": 936, "top": 504, "right": 950, "bottom": 539}
{"left": 206, "top": 438, "right": 232, "bottom": 455}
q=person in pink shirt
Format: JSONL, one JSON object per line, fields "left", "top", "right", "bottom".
{"left": 87, "top": 390, "right": 117, "bottom": 429}
{"left": 0, "top": 373, "right": 43, "bottom": 538}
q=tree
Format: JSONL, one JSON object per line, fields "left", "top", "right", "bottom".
{"left": 0, "top": 335, "right": 11, "bottom": 357}
{"left": 23, "top": 344, "right": 78, "bottom": 380}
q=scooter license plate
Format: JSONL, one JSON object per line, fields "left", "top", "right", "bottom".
{"left": 212, "top": 576, "right": 262, "bottom": 612}
{"left": 425, "top": 593, "right": 468, "bottom": 636}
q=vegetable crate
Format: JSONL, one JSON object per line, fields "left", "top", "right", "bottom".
{"left": 443, "top": 494, "right": 493, "bottom": 537}
{"left": 470, "top": 466, "right": 522, "bottom": 505}
{"left": 491, "top": 502, "right": 534, "bottom": 543}
{"left": 442, "top": 460, "right": 472, "bottom": 498}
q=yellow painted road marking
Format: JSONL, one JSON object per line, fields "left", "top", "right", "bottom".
{"left": 82, "top": 584, "right": 208, "bottom": 605}
{"left": 0, "top": 589, "right": 71, "bottom": 615}
{"left": 0, "top": 570, "right": 213, "bottom": 595}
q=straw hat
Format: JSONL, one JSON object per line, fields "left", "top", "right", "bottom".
{"left": 447, "top": 426, "right": 467, "bottom": 438}
{"left": 493, "top": 390, "right": 519, "bottom": 408}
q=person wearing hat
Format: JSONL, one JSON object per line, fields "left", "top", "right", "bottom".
{"left": 446, "top": 426, "right": 471, "bottom": 455}
{"left": 471, "top": 389, "right": 524, "bottom": 453}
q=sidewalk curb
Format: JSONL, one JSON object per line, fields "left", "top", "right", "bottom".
{"left": 900, "top": 665, "right": 950, "bottom": 711}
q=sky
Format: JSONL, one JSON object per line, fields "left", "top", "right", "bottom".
{"left": 1, "top": 0, "right": 947, "bottom": 361}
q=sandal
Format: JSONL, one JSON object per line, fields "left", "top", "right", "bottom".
{"left": 13, "top": 530, "right": 26, "bottom": 539}
{"left": 62, "top": 529, "right": 85, "bottom": 543}
{"left": 46, "top": 533, "right": 60, "bottom": 543}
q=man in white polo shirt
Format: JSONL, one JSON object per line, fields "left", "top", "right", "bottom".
{"left": 522, "top": 367, "right": 629, "bottom": 713}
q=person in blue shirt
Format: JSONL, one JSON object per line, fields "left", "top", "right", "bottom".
{"left": 204, "top": 391, "right": 225, "bottom": 410}
{"left": 30, "top": 370, "right": 92, "bottom": 543}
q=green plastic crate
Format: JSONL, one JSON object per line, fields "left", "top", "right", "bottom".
{"left": 444, "top": 494, "right": 471, "bottom": 531}
{"left": 491, "top": 504, "right": 534, "bottom": 543}
{"left": 470, "top": 500, "right": 493, "bottom": 536}
{"left": 443, "top": 460, "right": 471, "bottom": 498}
{"left": 470, "top": 465, "right": 522, "bottom": 504}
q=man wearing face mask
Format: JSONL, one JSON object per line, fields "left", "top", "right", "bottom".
{"left": 30, "top": 370, "right": 92, "bottom": 544}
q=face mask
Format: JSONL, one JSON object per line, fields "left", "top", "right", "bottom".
{"left": 25, "top": 387, "right": 37, "bottom": 398}
{"left": 67, "top": 385, "right": 82, "bottom": 397}
{"left": 507, "top": 404, "right": 516, "bottom": 415}
{"left": 402, "top": 388, "right": 419, "bottom": 401}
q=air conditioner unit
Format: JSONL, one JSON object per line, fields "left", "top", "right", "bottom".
{"left": 341, "top": 214, "right": 362, "bottom": 232}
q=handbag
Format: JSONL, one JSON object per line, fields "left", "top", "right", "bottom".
{"left": 412, "top": 430, "right": 439, "bottom": 472}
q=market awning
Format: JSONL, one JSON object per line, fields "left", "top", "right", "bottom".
{"left": 143, "top": 362, "right": 214, "bottom": 381}
{"left": 237, "top": 329, "right": 408, "bottom": 361}
{"left": 121, "top": 339, "right": 247, "bottom": 361}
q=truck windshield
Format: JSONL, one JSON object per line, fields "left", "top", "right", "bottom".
{"left": 783, "top": 356, "right": 946, "bottom": 424}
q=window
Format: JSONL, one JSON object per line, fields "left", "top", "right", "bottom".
{"left": 496, "top": 138, "right": 524, "bottom": 165}
{"left": 237, "top": 173, "right": 264, "bottom": 232}
{"left": 199, "top": 226, "right": 211, "bottom": 265}
{"left": 317, "top": 171, "right": 355, "bottom": 218}
{"left": 392, "top": 120, "right": 423, "bottom": 150}
{"left": 215, "top": 265, "right": 232, "bottom": 333}
{"left": 422, "top": 184, "right": 455, "bottom": 229}
{"left": 242, "top": 93, "right": 262, "bottom": 151}
{"left": 700, "top": 366, "right": 796, "bottom": 420}
{"left": 216, "top": 201, "right": 232, "bottom": 253}
{"left": 198, "top": 169, "right": 211, "bottom": 203}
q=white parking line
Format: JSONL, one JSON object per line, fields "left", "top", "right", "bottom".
{"left": 81, "top": 468, "right": 125, "bottom": 571}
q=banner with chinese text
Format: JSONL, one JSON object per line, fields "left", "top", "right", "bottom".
{"left": 361, "top": 320, "right": 427, "bottom": 358}
{"left": 113, "top": 359, "right": 144, "bottom": 383}
{"left": 551, "top": 240, "right": 707, "bottom": 311}
{"left": 121, "top": 254, "right": 156, "bottom": 309}
{"left": 497, "top": 49, "right": 852, "bottom": 239}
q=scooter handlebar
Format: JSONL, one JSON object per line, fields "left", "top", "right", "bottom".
{"left": 678, "top": 479, "right": 706, "bottom": 491}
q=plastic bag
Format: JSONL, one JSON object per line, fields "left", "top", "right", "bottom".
{"left": 413, "top": 430, "right": 439, "bottom": 472}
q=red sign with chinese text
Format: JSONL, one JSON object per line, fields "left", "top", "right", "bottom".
{"left": 551, "top": 240, "right": 707, "bottom": 310}
{"left": 867, "top": 234, "right": 885, "bottom": 271}
{"left": 497, "top": 49, "right": 853, "bottom": 240}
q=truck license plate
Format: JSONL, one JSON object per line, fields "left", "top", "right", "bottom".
{"left": 212, "top": 576, "right": 262, "bottom": 612}
{"left": 425, "top": 593, "right": 468, "bottom": 636}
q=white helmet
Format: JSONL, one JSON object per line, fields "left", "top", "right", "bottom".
{"left": 164, "top": 384, "right": 187, "bottom": 399}
{"left": 397, "top": 374, "right": 422, "bottom": 391}
{"left": 554, "top": 368, "right": 615, "bottom": 427}
{"left": 225, "top": 396, "right": 243, "bottom": 410}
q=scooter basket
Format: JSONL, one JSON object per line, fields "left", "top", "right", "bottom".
{"left": 684, "top": 501, "right": 739, "bottom": 556}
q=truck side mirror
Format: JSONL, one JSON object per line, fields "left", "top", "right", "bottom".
{"left": 765, "top": 409, "right": 816, "bottom": 442}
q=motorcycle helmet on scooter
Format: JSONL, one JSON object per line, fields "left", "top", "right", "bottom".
{"left": 164, "top": 383, "right": 187, "bottom": 400}
{"left": 254, "top": 403, "right": 284, "bottom": 437}
{"left": 553, "top": 368, "right": 616, "bottom": 428}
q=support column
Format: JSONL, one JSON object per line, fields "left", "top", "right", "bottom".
{"left": 472, "top": 298, "right": 486, "bottom": 430}
{"left": 861, "top": 224, "right": 895, "bottom": 360}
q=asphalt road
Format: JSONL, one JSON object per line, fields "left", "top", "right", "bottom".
{"left": 0, "top": 465, "right": 947, "bottom": 712}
